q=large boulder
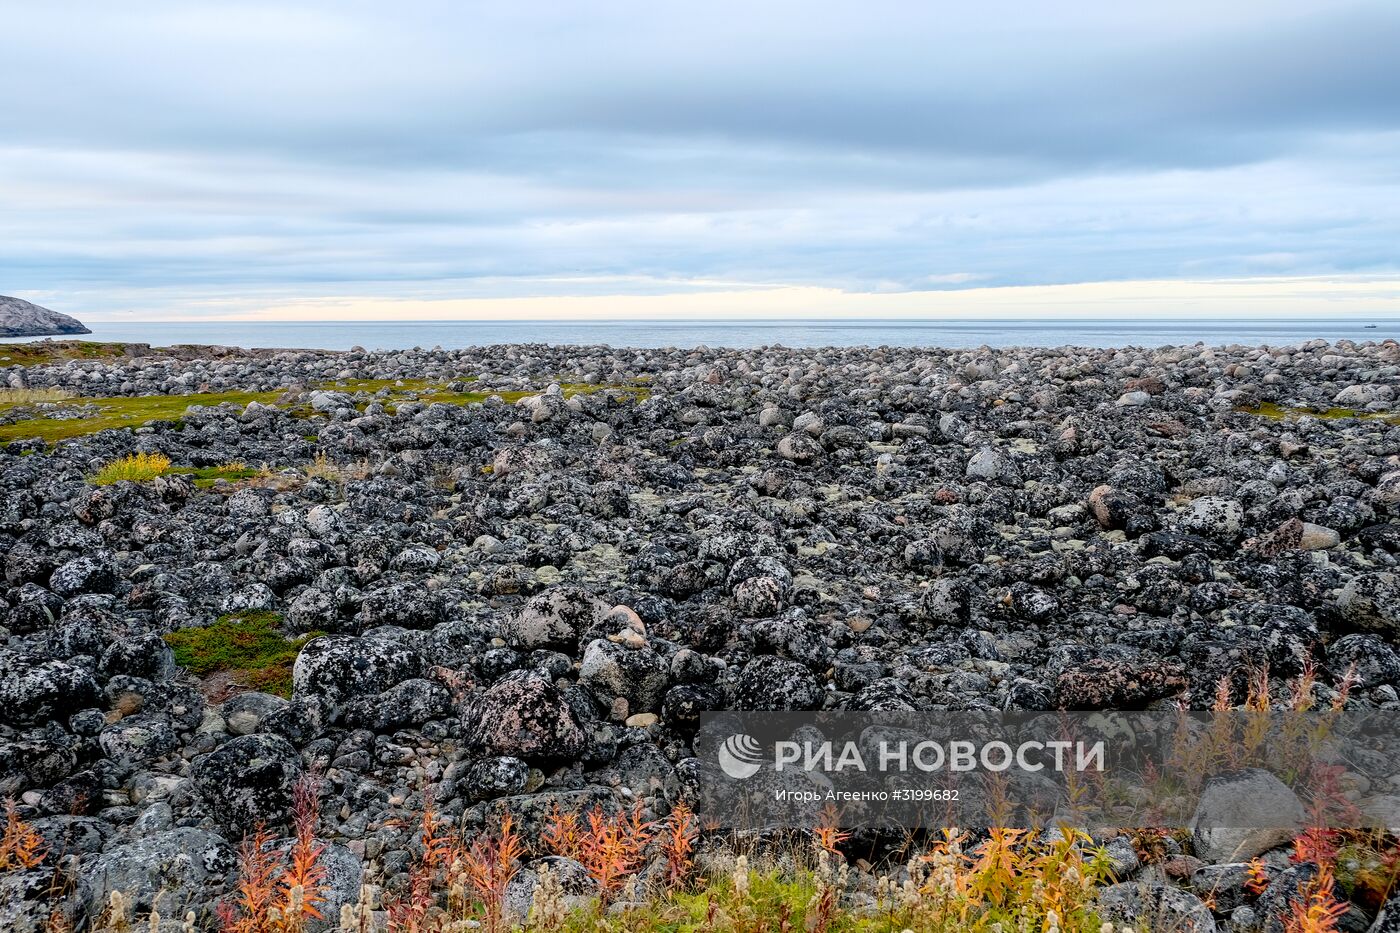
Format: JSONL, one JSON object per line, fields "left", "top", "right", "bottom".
{"left": 1191, "top": 769, "right": 1305, "bottom": 863}
{"left": 734, "top": 656, "right": 823, "bottom": 710}
{"left": 98, "top": 716, "right": 180, "bottom": 770}
{"left": 462, "top": 670, "right": 588, "bottom": 762}
{"left": 191, "top": 733, "right": 304, "bottom": 832}
{"left": 48, "top": 553, "right": 116, "bottom": 597}
{"left": 0, "top": 651, "right": 100, "bottom": 727}
{"left": 84, "top": 828, "right": 236, "bottom": 920}
{"left": 0, "top": 865, "right": 88, "bottom": 933}
{"left": 1337, "top": 572, "right": 1400, "bottom": 634}
{"left": 1055, "top": 655, "right": 1187, "bottom": 709}
{"left": 503, "top": 856, "right": 598, "bottom": 925}
{"left": 578, "top": 639, "right": 669, "bottom": 713}
{"left": 291, "top": 634, "right": 422, "bottom": 718}
{"left": 504, "top": 586, "right": 611, "bottom": 651}
{"left": 343, "top": 678, "right": 453, "bottom": 732}
{"left": 1176, "top": 496, "right": 1245, "bottom": 542}
{"left": 0, "top": 738, "right": 78, "bottom": 795}
{"left": 1096, "top": 881, "right": 1216, "bottom": 933}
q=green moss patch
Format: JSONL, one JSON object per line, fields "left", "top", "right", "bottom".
{"left": 0, "top": 377, "right": 650, "bottom": 445}
{"left": 164, "top": 611, "right": 321, "bottom": 698}
{"left": 1239, "top": 401, "right": 1400, "bottom": 425}
{"left": 0, "top": 341, "right": 131, "bottom": 367}
{"left": 168, "top": 463, "right": 263, "bottom": 488}
{"left": 316, "top": 377, "right": 649, "bottom": 410}
{"left": 0, "top": 389, "right": 286, "bottom": 443}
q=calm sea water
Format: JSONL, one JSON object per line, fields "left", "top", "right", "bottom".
{"left": 20, "top": 318, "right": 1399, "bottom": 351}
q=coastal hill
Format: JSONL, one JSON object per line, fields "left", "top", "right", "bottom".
{"left": 0, "top": 294, "right": 91, "bottom": 337}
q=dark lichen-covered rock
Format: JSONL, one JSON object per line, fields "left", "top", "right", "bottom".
{"left": 84, "top": 828, "right": 235, "bottom": 920}
{"left": 291, "top": 634, "right": 422, "bottom": 717}
{"left": 48, "top": 553, "right": 117, "bottom": 597}
{"left": 461, "top": 755, "right": 530, "bottom": 802}
{"left": 0, "top": 738, "right": 78, "bottom": 795}
{"left": 504, "top": 586, "right": 611, "bottom": 651}
{"left": 342, "top": 677, "right": 452, "bottom": 731}
{"left": 735, "top": 655, "right": 823, "bottom": 710}
{"left": 1054, "top": 655, "right": 1186, "bottom": 709}
{"left": 578, "top": 638, "right": 669, "bottom": 712}
{"left": 462, "top": 669, "right": 588, "bottom": 762}
{"left": 0, "top": 651, "right": 101, "bottom": 727}
{"left": 1096, "top": 881, "right": 1216, "bottom": 933}
{"left": 98, "top": 715, "right": 180, "bottom": 770}
{"left": 191, "top": 732, "right": 304, "bottom": 832}
{"left": 1336, "top": 571, "right": 1400, "bottom": 634}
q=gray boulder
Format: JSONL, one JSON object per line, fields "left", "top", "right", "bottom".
{"left": 1337, "top": 572, "right": 1400, "bottom": 634}
{"left": 0, "top": 650, "right": 101, "bottom": 727}
{"left": 1097, "top": 881, "right": 1216, "bottom": 932}
{"left": 191, "top": 733, "right": 304, "bottom": 832}
{"left": 99, "top": 716, "right": 180, "bottom": 769}
{"left": 343, "top": 678, "right": 452, "bottom": 731}
{"left": 462, "top": 669, "right": 588, "bottom": 762}
{"left": 1177, "top": 496, "right": 1245, "bottom": 541}
{"left": 85, "top": 828, "right": 236, "bottom": 920}
{"left": 579, "top": 639, "right": 669, "bottom": 712}
{"left": 735, "top": 655, "right": 823, "bottom": 710}
{"left": 1191, "top": 769, "right": 1304, "bottom": 862}
{"left": 504, "top": 586, "right": 611, "bottom": 651}
{"left": 291, "top": 634, "right": 422, "bottom": 718}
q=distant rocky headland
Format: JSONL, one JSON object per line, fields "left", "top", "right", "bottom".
{"left": 0, "top": 295, "right": 91, "bottom": 337}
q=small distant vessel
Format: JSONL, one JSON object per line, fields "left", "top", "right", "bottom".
{"left": 1365, "top": 324, "right": 1378, "bottom": 328}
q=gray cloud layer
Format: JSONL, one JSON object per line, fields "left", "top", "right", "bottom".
{"left": 1, "top": 1, "right": 1398, "bottom": 316}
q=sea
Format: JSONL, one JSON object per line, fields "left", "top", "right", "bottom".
{"left": 15, "top": 318, "right": 1399, "bottom": 351}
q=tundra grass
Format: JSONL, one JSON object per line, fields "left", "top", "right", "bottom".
{"left": 0, "top": 389, "right": 286, "bottom": 442}
{"left": 0, "top": 387, "right": 72, "bottom": 404}
{"left": 167, "top": 462, "right": 264, "bottom": 488}
{"left": 1239, "top": 401, "right": 1400, "bottom": 425}
{"left": 0, "top": 380, "right": 649, "bottom": 444}
{"left": 163, "top": 611, "right": 321, "bottom": 698}
{"left": 88, "top": 451, "right": 172, "bottom": 485}
{"left": 318, "top": 376, "right": 649, "bottom": 409}
{"left": 0, "top": 340, "right": 131, "bottom": 366}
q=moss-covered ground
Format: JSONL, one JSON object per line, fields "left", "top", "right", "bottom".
{"left": 0, "top": 340, "right": 132, "bottom": 367}
{"left": 0, "top": 389, "right": 286, "bottom": 442}
{"left": 1238, "top": 401, "right": 1400, "bottom": 425}
{"left": 0, "top": 378, "right": 649, "bottom": 443}
{"left": 163, "top": 611, "right": 322, "bottom": 698}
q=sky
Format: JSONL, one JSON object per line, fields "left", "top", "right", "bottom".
{"left": 2, "top": 1, "right": 1399, "bottom": 322}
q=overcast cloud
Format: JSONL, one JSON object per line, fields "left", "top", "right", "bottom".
{"left": 2, "top": 1, "right": 1398, "bottom": 319}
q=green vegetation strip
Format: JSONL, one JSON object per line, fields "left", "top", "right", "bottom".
{"left": 0, "top": 340, "right": 130, "bottom": 367}
{"left": 0, "top": 389, "right": 286, "bottom": 442}
{"left": 319, "top": 376, "right": 649, "bottom": 410}
{"left": 0, "top": 378, "right": 649, "bottom": 443}
{"left": 164, "top": 611, "right": 321, "bottom": 698}
{"left": 1239, "top": 401, "right": 1400, "bottom": 425}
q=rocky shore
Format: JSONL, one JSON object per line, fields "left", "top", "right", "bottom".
{"left": 2, "top": 336, "right": 1399, "bottom": 931}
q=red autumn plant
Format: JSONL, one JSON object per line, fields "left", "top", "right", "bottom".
{"left": 661, "top": 802, "right": 698, "bottom": 889}
{"left": 458, "top": 812, "right": 523, "bottom": 933}
{"left": 218, "top": 776, "right": 327, "bottom": 933}
{"left": 540, "top": 802, "right": 582, "bottom": 861}
{"left": 574, "top": 806, "right": 654, "bottom": 898}
{"left": 389, "top": 801, "right": 458, "bottom": 933}
{"left": 0, "top": 798, "right": 47, "bottom": 872}
{"left": 543, "top": 803, "right": 648, "bottom": 893}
